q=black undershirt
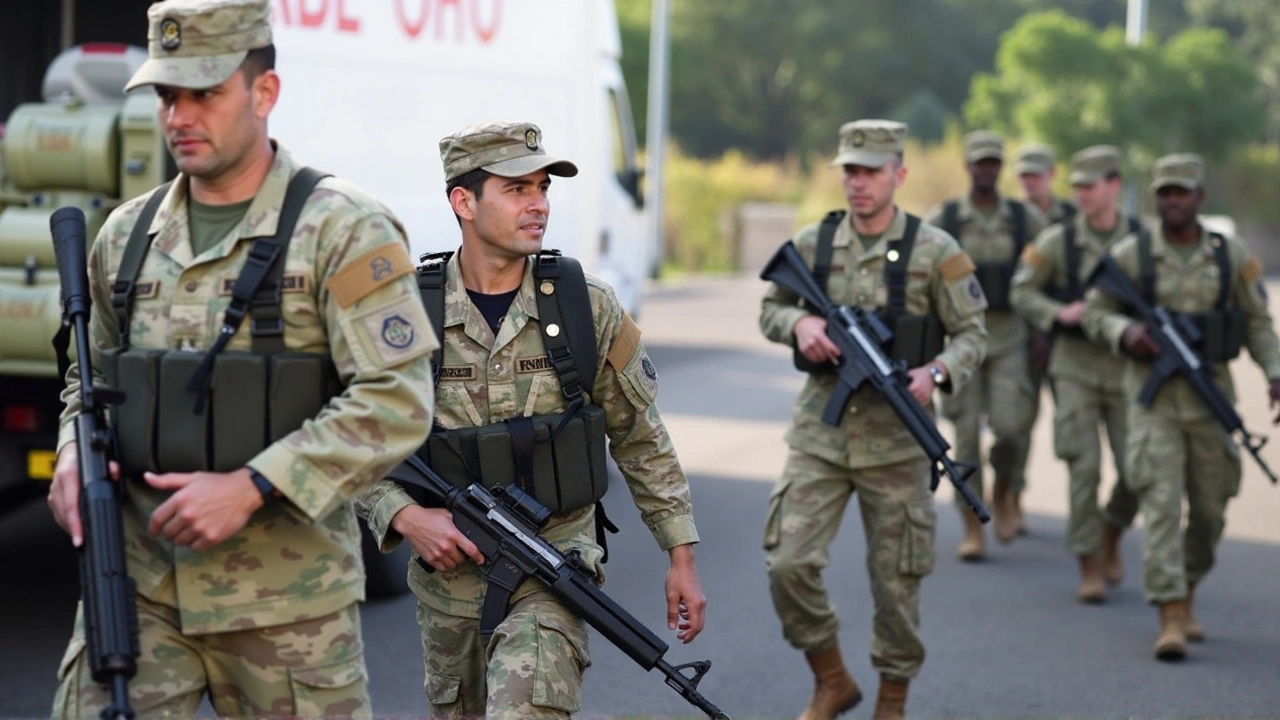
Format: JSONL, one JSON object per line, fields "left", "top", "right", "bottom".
{"left": 467, "top": 288, "right": 519, "bottom": 334}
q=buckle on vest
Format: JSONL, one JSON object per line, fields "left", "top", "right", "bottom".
{"left": 252, "top": 316, "right": 284, "bottom": 337}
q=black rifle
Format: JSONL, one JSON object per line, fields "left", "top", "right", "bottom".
{"left": 1088, "top": 255, "right": 1278, "bottom": 484}
{"left": 386, "top": 455, "right": 730, "bottom": 720}
{"left": 50, "top": 207, "right": 138, "bottom": 720}
{"left": 761, "top": 240, "right": 990, "bottom": 521}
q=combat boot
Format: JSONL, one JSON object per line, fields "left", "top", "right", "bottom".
{"left": 797, "top": 645, "right": 862, "bottom": 720}
{"left": 1185, "top": 583, "right": 1204, "bottom": 642}
{"left": 1077, "top": 555, "right": 1106, "bottom": 604}
{"left": 872, "top": 676, "right": 909, "bottom": 720}
{"left": 1101, "top": 524, "right": 1124, "bottom": 586}
{"left": 991, "top": 476, "right": 1018, "bottom": 544}
{"left": 1153, "top": 601, "right": 1188, "bottom": 661}
{"left": 957, "top": 509, "right": 985, "bottom": 562}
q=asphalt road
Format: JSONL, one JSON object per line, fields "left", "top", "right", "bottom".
{"left": 3, "top": 276, "right": 1280, "bottom": 719}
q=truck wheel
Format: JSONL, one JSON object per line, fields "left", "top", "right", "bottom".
{"left": 360, "top": 517, "right": 411, "bottom": 599}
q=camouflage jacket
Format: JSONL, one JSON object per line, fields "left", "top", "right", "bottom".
{"left": 760, "top": 208, "right": 989, "bottom": 470}
{"left": 924, "top": 193, "right": 1047, "bottom": 357}
{"left": 1011, "top": 212, "right": 1138, "bottom": 391}
{"left": 1041, "top": 196, "right": 1076, "bottom": 227}
{"left": 56, "top": 145, "right": 437, "bottom": 634}
{"left": 1082, "top": 226, "right": 1280, "bottom": 420}
{"left": 357, "top": 251, "right": 699, "bottom": 619}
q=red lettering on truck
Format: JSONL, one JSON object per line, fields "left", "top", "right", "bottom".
{"left": 272, "top": 0, "right": 361, "bottom": 33}
{"left": 395, "top": 0, "right": 502, "bottom": 43}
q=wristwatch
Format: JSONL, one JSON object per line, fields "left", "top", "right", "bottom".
{"left": 927, "top": 364, "right": 947, "bottom": 386}
{"left": 247, "top": 467, "right": 277, "bottom": 502}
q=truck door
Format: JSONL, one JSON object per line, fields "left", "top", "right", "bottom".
{"left": 595, "top": 64, "right": 647, "bottom": 316}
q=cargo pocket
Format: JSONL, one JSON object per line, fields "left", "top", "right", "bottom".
{"left": 1220, "top": 431, "right": 1243, "bottom": 500}
{"left": 897, "top": 500, "right": 937, "bottom": 577}
{"left": 762, "top": 479, "right": 791, "bottom": 551}
{"left": 288, "top": 655, "right": 369, "bottom": 719}
{"left": 424, "top": 665, "right": 460, "bottom": 708}
{"left": 1052, "top": 404, "right": 1083, "bottom": 460}
{"left": 1123, "top": 423, "right": 1158, "bottom": 494}
{"left": 532, "top": 614, "right": 590, "bottom": 712}
{"left": 51, "top": 635, "right": 89, "bottom": 720}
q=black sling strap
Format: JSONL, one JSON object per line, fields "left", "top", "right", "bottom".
{"left": 111, "top": 182, "right": 174, "bottom": 349}
{"left": 1137, "top": 227, "right": 1230, "bottom": 308}
{"left": 885, "top": 216, "right": 922, "bottom": 315}
{"left": 1064, "top": 215, "right": 1143, "bottom": 301}
{"left": 417, "top": 252, "right": 451, "bottom": 387}
{"left": 1060, "top": 200, "right": 1078, "bottom": 220}
{"left": 182, "top": 167, "right": 329, "bottom": 411}
{"left": 811, "top": 210, "right": 845, "bottom": 293}
{"left": 941, "top": 201, "right": 960, "bottom": 245}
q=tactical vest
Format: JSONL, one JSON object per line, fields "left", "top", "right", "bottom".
{"left": 96, "top": 168, "right": 341, "bottom": 477}
{"left": 1137, "top": 228, "right": 1244, "bottom": 363}
{"left": 414, "top": 250, "right": 616, "bottom": 545}
{"left": 1044, "top": 216, "right": 1142, "bottom": 338}
{"left": 793, "top": 210, "right": 945, "bottom": 373}
{"left": 942, "top": 198, "right": 1027, "bottom": 311}
{"left": 1057, "top": 200, "right": 1078, "bottom": 223}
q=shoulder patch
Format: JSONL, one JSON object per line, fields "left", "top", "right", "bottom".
{"left": 1241, "top": 256, "right": 1264, "bottom": 285}
{"left": 325, "top": 243, "right": 415, "bottom": 308}
{"left": 342, "top": 293, "right": 437, "bottom": 373}
{"left": 1020, "top": 245, "right": 1045, "bottom": 269}
{"left": 939, "top": 252, "right": 977, "bottom": 282}
{"left": 607, "top": 312, "right": 642, "bottom": 371}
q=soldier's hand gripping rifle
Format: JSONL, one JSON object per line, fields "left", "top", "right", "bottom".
{"left": 1087, "top": 255, "right": 1278, "bottom": 484}
{"left": 385, "top": 455, "right": 731, "bottom": 720}
{"left": 50, "top": 207, "right": 138, "bottom": 720}
{"left": 761, "top": 240, "right": 990, "bottom": 520}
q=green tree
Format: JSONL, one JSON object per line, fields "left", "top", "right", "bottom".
{"left": 1186, "top": 0, "right": 1280, "bottom": 143}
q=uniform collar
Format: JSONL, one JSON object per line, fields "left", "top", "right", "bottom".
{"left": 1151, "top": 224, "right": 1216, "bottom": 260}
{"left": 444, "top": 251, "right": 542, "bottom": 351}
{"left": 954, "top": 191, "right": 1012, "bottom": 222}
{"left": 146, "top": 142, "right": 300, "bottom": 267}
{"left": 839, "top": 207, "right": 909, "bottom": 262}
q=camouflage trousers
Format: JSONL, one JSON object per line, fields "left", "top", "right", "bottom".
{"left": 764, "top": 449, "right": 935, "bottom": 680}
{"left": 942, "top": 346, "right": 1035, "bottom": 506}
{"left": 1052, "top": 377, "right": 1139, "bottom": 557}
{"left": 418, "top": 590, "right": 591, "bottom": 719}
{"left": 1125, "top": 408, "right": 1241, "bottom": 603}
{"left": 52, "top": 594, "right": 370, "bottom": 719}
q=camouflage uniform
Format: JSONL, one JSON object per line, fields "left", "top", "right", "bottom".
{"left": 1010, "top": 147, "right": 1139, "bottom": 559}
{"left": 760, "top": 120, "right": 988, "bottom": 681}
{"left": 51, "top": 1, "right": 436, "bottom": 716}
{"left": 924, "top": 132, "right": 1046, "bottom": 509}
{"left": 358, "top": 123, "right": 699, "bottom": 719}
{"left": 1082, "top": 155, "right": 1280, "bottom": 604}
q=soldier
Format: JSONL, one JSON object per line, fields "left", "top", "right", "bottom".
{"left": 43, "top": 1, "right": 437, "bottom": 717}
{"left": 1010, "top": 145, "right": 1142, "bottom": 603}
{"left": 761, "top": 119, "right": 988, "bottom": 720}
{"left": 1082, "top": 153, "right": 1280, "bottom": 660}
{"left": 925, "top": 131, "right": 1046, "bottom": 558}
{"left": 356, "top": 122, "right": 707, "bottom": 719}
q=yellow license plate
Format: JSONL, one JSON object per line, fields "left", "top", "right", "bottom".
{"left": 27, "top": 449, "right": 56, "bottom": 481}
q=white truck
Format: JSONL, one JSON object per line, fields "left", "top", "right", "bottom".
{"left": 0, "top": 0, "right": 649, "bottom": 595}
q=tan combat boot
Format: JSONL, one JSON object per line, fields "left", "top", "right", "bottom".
{"left": 991, "top": 477, "right": 1018, "bottom": 544}
{"left": 797, "top": 646, "right": 862, "bottom": 720}
{"left": 872, "top": 677, "right": 909, "bottom": 720}
{"left": 1185, "top": 583, "right": 1204, "bottom": 642}
{"left": 1077, "top": 555, "right": 1106, "bottom": 604}
{"left": 957, "top": 509, "right": 985, "bottom": 562}
{"left": 1101, "top": 524, "right": 1124, "bottom": 586}
{"left": 1153, "top": 601, "right": 1189, "bottom": 661}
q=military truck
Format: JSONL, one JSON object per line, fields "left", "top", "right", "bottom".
{"left": 0, "top": 44, "right": 411, "bottom": 597}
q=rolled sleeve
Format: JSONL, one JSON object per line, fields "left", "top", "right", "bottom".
{"left": 356, "top": 479, "right": 418, "bottom": 552}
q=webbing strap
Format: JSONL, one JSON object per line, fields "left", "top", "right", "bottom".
{"left": 885, "top": 215, "right": 921, "bottom": 315}
{"left": 811, "top": 210, "right": 846, "bottom": 293}
{"left": 112, "top": 183, "right": 172, "bottom": 349}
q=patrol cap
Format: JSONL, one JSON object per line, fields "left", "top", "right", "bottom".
{"left": 830, "top": 120, "right": 907, "bottom": 169}
{"left": 440, "top": 122, "right": 579, "bottom": 182}
{"left": 1150, "top": 153, "right": 1204, "bottom": 192}
{"left": 124, "top": 0, "right": 272, "bottom": 92}
{"left": 1014, "top": 143, "right": 1055, "bottom": 175}
{"left": 1069, "top": 145, "right": 1122, "bottom": 185}
{"left": 964, "top": 131, "right": 1005, "bottom": 162}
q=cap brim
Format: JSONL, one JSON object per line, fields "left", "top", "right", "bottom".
{"left": 1069, "top": 171, "right": 1102, "bottom": 186}
{"left": 967, "top": 150, "right": 1004, "bottom": 162}
{"left": 1150, "top": 178, "right": 1199, "bottom": 192}
{"left": 485, "top": 155, "right": 579, "bottom": 179}
{"left": 831, "top": 150, "right": 894, "bottom": 168}
{"left": 1016, "top": 162, "right": 1050, "bottom": 175}
{"left": 123, "top": 51, "right": 247, "bottom": 91}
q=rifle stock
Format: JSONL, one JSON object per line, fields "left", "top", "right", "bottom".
{"left": 762, "top": 241, "right": 990, "bottom": 521}
{"left": 386, "top": 456, "right": 731, "bottom": 719}
{"left": 51, "top": 207, "right": 138, "bottom": 720}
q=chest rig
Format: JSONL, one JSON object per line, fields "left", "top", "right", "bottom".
{"left": 941, "top": 198, "right": 1027, "bottom": 311}
{"left": 413, "top": 250, "right": 617, "bottom": 550}
{"left": 1046, "top": 216, "right": 1143, "bottom": 338}
{"left": 794, "top": 210, "right": 945, "bottom": 373}
{"left": 1136, "top": 228, "right": 1244, "bottom": 363}
{"left": 96, "top": 169, "right": 340, "bottom": 477}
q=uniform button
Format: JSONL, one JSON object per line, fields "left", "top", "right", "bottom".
{"left": 185, "top": 281, "right": 198, "bottom": 292}
{"left": 493, "top": 363, "right": 502, "bottom": 372}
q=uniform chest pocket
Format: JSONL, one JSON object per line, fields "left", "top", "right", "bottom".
{"left": 522, "top": 372, "right": 564, "bottom": 416}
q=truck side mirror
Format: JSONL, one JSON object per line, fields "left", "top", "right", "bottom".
{"left": 621, "top": 167, "right": 644, "bottom": 210}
